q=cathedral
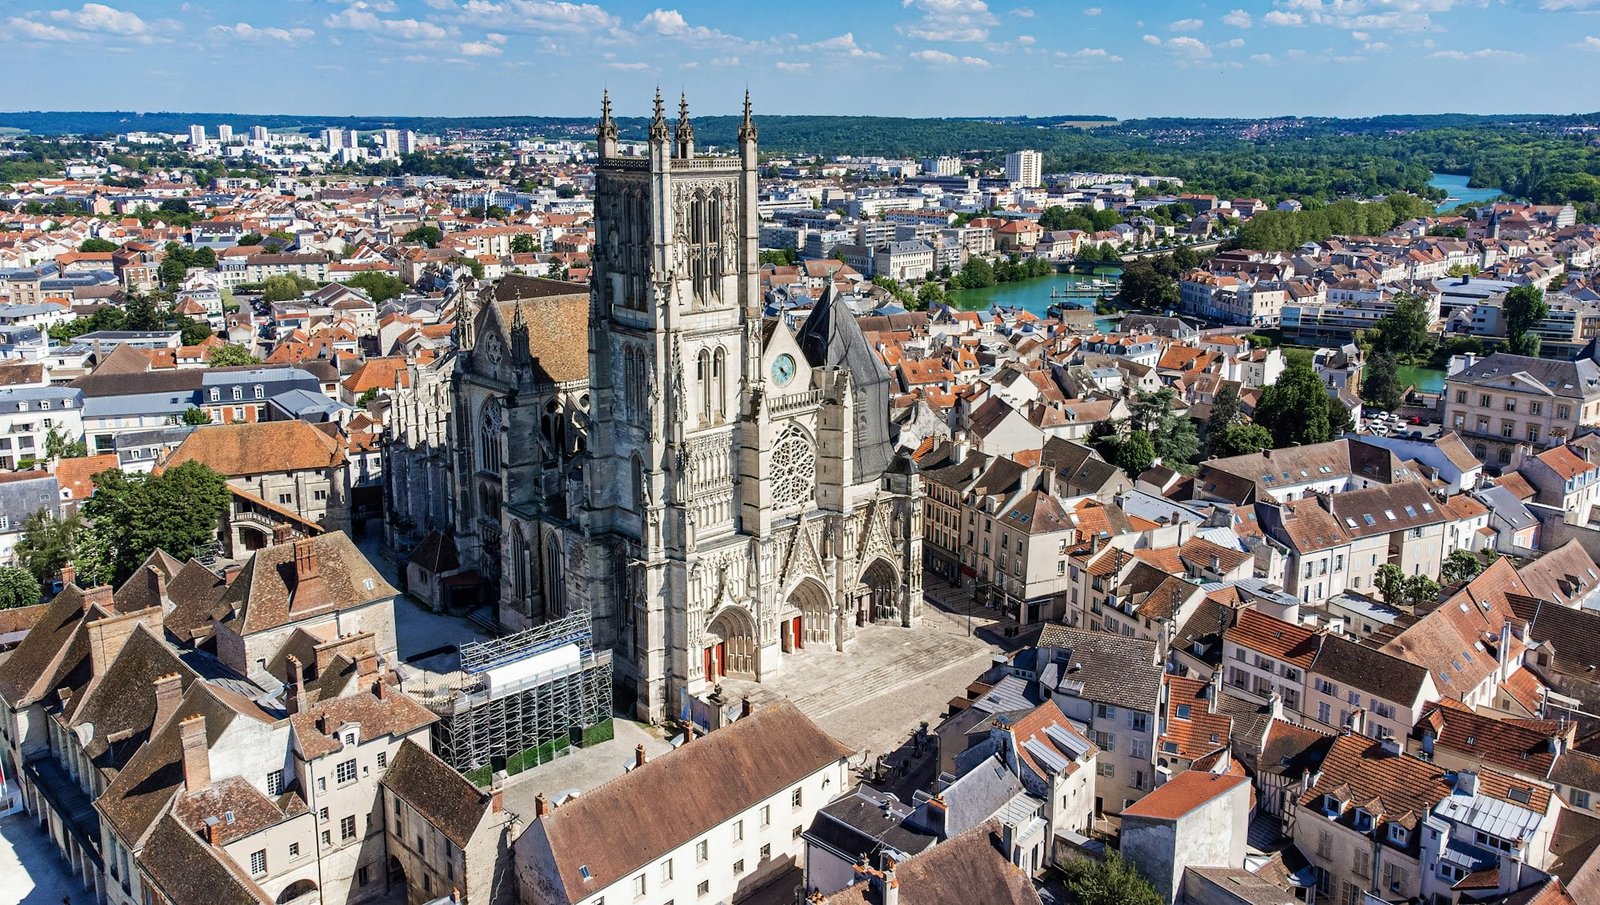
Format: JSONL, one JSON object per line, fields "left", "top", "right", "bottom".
{"left": 407, "top": 92, "right": 923, "bottom": 722}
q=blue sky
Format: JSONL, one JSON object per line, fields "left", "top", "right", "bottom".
{"left": 4, "top": 1, "right": 1600, "bottom": 119}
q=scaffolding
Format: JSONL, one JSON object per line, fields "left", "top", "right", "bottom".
{"left": 413, "top": 611, "right": 613, "bottom": 777}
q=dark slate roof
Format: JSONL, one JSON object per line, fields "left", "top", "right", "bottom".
{"left": 381, "top": 739, "right": 490, "bottom": 849}
{"left": 795, "top": 282, "right": 893, "bottom": 483}
{"left": 1310, "top": 634, "right": 1430, "bottom": 702}
{"left": 804, "top": 784, "right": 938, "bottom": 866}
{"left": 1450, "top": 352, "right": 1600, "bottom": 400}
{"left": 1035, "top": 625, "right": 1163, "bottom": 713}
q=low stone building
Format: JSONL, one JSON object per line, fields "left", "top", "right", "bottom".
{"left": 381, "top": 739, "right": 516, "bottom": 905}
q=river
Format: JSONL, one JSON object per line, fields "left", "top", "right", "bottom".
{"left": 947, "top": 268, "right": 1124, "bottom": 331}
{"left": 1430, "top": 172, "right": 1503, "bottom": 213}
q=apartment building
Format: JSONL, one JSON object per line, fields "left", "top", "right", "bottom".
{"left": 1442, "top": 351, "right": 1600, "bottom": 469}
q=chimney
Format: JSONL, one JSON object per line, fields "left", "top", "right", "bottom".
{"left": 87, "top": 608, "right": 158, "bottom": 678}
{"left": 153, "top": 673, "right": 183, "bottom": 730}
{"left": 146, "top": 565, "right": 168, "bottom": 606}
{"left": 634, "top": 744, "right": 647, "bottom": 769}
{"left": 490, "top": 786, "right": 504, "bottom": 814}
{"left": 221, "top": 563, "right": 242, "bottom": 586}
{"left": 925, "top": 795, "right": 948, "bottom": 838}
{"left": 80, "top": 584, "right": 113, "bottom": 613}
{"left": 740, "top": 697, "right": 753, "bottom": 719}
{"left": 1000, "top": 822, "right": 1019, "bottom": 866}
{"left": 273, "top": 525, "right": 295, "bottom": 545}
{"left": 179, "top": 714, "right": 211, "bottom": 793}
{"left": 881, "top": 859, "right": 900, "bottom": 905}
{"left": 206, "top": 819, "right": 223, "bottom": 846}
{"left": 58, "top": 561, "right": 75, "bottom": 589}
{"left": 683, "top": 720, "right": 697, "bottom": 743}
{"left": 294, "top": 538, "right": 321, "bottom": 581}
{"left": 285, "top": 655, "right": 306, "bottom": 715}
{"left": 534, "top": 793, "right": 550, "bottom": 819}
{"left": 1207, "top": 670, "right": 1223, "bottom": 714}
{"left": 356, "top": 649, "right": 378, "bottom": 678}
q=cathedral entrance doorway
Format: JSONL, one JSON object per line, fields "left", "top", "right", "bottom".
{"left": 862, "top": 559, "right": 899, "bottom": 624}
{"left": 705, "top": 606, "right": 756, "bottom": 679}
{"left": 786, "top": 578, "right": 832, "bottom": 649}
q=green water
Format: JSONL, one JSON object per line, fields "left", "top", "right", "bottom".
{"left": 1394, "top": 364, "right": 1445, "bottom": 394}
{"left": 947, "top": 269, "right": 1124, "bottom": 330}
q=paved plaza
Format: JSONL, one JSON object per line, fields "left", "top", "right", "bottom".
{"left": 716, "top": 576, "right": 1018, "bottom": 759}
{"left": 0, "top": 812, "right": 83, "bottom": 905}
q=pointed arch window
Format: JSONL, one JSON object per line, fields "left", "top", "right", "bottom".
{"left": 631, "top": 454, "right": 646, "bottom": 511}
{"left": 697, "top": 348, "right": 712, "bottom": 421}
{"left": 713, "top": 346, "right": 727, "bottom": 419}
{"left": 479, "top": 403, "right": 502, "bottom": 472}
{"left": 545, "top": 533, "right": 566, "bottom": 616}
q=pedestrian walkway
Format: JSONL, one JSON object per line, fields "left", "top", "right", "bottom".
{"left": 0, "top": 812, "right": 81, "bottom": 905}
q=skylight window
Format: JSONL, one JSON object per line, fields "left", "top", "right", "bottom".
{"left": 1345, "top": 518, "right": 1358, "bottom": 529}
{"left": 1404, "top": 506, "right": 1417, "bottom": 517}
{"left": 1362, "top": 514, "right": 1376, "bottom": 526}
{"left": 1384, "top": 509, "right": 1397, "bottom": 521}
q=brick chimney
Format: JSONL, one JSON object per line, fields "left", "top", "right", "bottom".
{"left": 740, "top": 697, "right": 753, "bottom": 719}
{"left": 80, "top": 584, "right": 113, "bottom": 613}
{"left": 153, "top": 673, "right": 183, "bottom": 730}
{"left": 206, "top": 820, "right": 223, "bottom": 846}
{"left": 146, "top": 564, "right": 168, "bottom": 606}
{"left": 58, "top": 561, "right": 75, "bottom": 589}
{"left": 87, "top": 608, "right": 160, "bottom": 678}
{"left": 634, "top": 744, "right": 647, "bottom": 768}
{"left": 221, "top": 563, "right": 242, "bottom": 586}
{"left": 490, "top": 787, "right": 504, "bottom": 814}
{"left": 179, "top": 714, "right": 211, "bottom": 792}
{"left": 356, "top": 649, "right": 378, "bottom": 678}
{"left": 294, "top": 538, "right": 320, "bottom": 581}
{"left": 285, "top": 655, "right": 306, "bottom": 716}
{"left": 534, "top": 793, "right": 550, "bottom": 818}
{"left": 289, "top": 538, "right": 331, "bottom": 612}
{"left": 924, "top": 795, "right": 948, "bottom": 838}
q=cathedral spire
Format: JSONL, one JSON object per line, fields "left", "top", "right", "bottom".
{"left": 738, "top": 89, "right": 757, "bottom": 144}
{"left": 648, "top": 87, "right": 669, "bottom": 144}
{"left": 674, "top": 92, "right": 695, "bottom": 158}
{"left": 597, "top": 90, "right": 618, "bottom": 158}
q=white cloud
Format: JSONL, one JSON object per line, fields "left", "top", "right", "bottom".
{"left": 1223, "top": 9, "right": 1252, "bottom": 27}
{"left": 1165, "top": 35, "right": 1211, "bottom": 57}
{"left": 1220, "top": 37, "right": 1245, "bottom": 48}
{"left": 1012, "top": 6, "right": 1034, "bottom": 17}
{"left": 326, "top": 3, "right": 449, "bottom": 40}
{"left": 486, "top": 31, "right": 506, "bottom": 43}
{"left": 1351, "top": 30, "right": 1369, "bottom": 41}
{"left": 1250, "top": 52, "right": 1274, "bottom": 62}
{"left": 457, "top": 0, "right": 617, "bottom": 34}
{"left": 1169, "top": 18, "right": 1204, "bottom": 31}
{"left": 1267, "top": 0, "right": 1458, "bottom": 33}
{"left": 1083, "top": 6, "right": 1101, "bottom": 14}
{"left": 1577, "top": 35, "right": 1600, "bottom": 50}
{"left": 332, "top": 0, "right": 397, "bottom": 10}
{"left": 910, "top": 47, "right": 991, "bottom": 66}
{"left": 1429, "top": 47, "right": 1523, "bottom": 59}
{"left": 1017, "top": 34, "right": 1035, "bottom": 45}
{"left": 800, "top": 32, "right": 883, "bottom": 59}
{"left": 6, "top": 16, "right": 83, "bottom": 41}
{"left": 899, "top": 0, "right": 998, "bottom": 43}
{"left": 1061, "top": 47, "right": 1122, "bottom": 62}
{"left": 211, "top": 22, "right": 315, "bottom": 42}
{"left": 602, "top": 60, "right": 649, "bottom": 69}
{"left": 459, "top": 39, "right": 502, "bottom": 55}
{"left": 49, "top": 3, "right": 147, "bottom": 36}
{"left": 775, "top": 60, "right": 810, "bottom": 71}
{"left": 637, "top": 8, "right": 740, "bottom": 45}
{"left": 1262, "top": 10, "right": 1304, "bottom": 26}
{"left": 1142, "top": 33, "right": 1162, "bottom": 44}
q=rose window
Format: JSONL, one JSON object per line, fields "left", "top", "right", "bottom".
{"left": 771, "top": 428, "right": 815, "bottom": 509}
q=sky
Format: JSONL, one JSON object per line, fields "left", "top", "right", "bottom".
{"left": 4, "top": 1, "right": 1600, "bottom": 120}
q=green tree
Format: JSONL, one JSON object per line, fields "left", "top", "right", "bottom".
{"left": 1367, "top": 293, "right": 1434, "bottom": 360}
{"left": 182, "top": 407, "right": 212, "bottom": 425}
{"left": 122, "top": 295, "right": 164, "bottom": 331}
{"left": 207, "top": 344, "right": 258, "bottom": 367}
{"left": 1362, "top": 352, "right": 1404, "bottom": 411}
{"left": 44, "top": 427, "right": 87, "bottom": 460}
{"left": 81, "top": 462, "right": 230, "bottom": 585}
{"left": 954, "top": 256, "right": 996, "bottom": 289}
{"left": 1254, "top": 352, "right": 1349, "bottom": 447}
{"left": 402, "top": 225, "right": 442, "bottom": 248}
{"left": 13, "top": 510, "right": 83, "bottom": 587}
{"left": 342, "top": 271, "right": 407, "bottom": 303}
{"left": 1207, "top": 422, "right": 1274, "bottom": 458}
{"left": 79, "top": 237, "right": 118, "bottom": 252}
{"left": 157, "top": 255, "right": 188, "bottom": 288}
{"left": 916, "top": 281, "right": 947, "bottom": 310}
{"left": 1060, "top": 852, "right": 1164, "bottom": 905}
{"left": 450, "top": 255, "right": 486, "bottom": 279}
{"left": 235, "top": 232, "right": 264, "bottom": 247}
{"left": 1406, "top": 574, "right": 1442, "bottom": 608}
{"left": 1504, "top": 285, "right": 1548, "bottom": 357}
{"left": 0, "top": 566, "right": 41, "bottom": 610}
{"left": 1441, "top": 548, "right": 1486, "bottom": 584}
{"left": 261, "top": 274, "right": 310, "bottom": 302}
{"left": 510, "top": 233, "right": 539, "bottom": 254}
{"left": 1038, "top": 206, "right": 1073, "bottom": 231}
{"left": 1118, "top": 258, "right": 1179, "bottom": 309}
{"left": 1115, "top": 431, "right": 1157, "bottom": 477}
{"left": 176, "top": 316, "right": 213, "bottom": 346}
{"left": 1375, "top": 563, "right": 1407, "bottom": 606}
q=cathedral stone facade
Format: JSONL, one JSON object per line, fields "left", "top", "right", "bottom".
{"left": 398, "top": 93, "right": 923, "bottom": 722}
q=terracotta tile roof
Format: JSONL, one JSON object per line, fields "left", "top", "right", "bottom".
{"left": 289, "top": 686, "right": 435, "bottom": 761}
{"left": 1225, "top": 608, "right": 1319, "bottom": 669}
{"left": 1497, "top": 471, "right": 1539, "bottom": 501}
{"left": 480, "top": 277, "right": 589, "bottom": 383}
{"left": 139, "top": 814, "right": 273, "bottom": 905}
{"left": 163, "top": 419, "right": 345, "bottom": 478}
{"left": 1385, "top": 556, "right": 1524, "bottom": 693}
{"left": 1122, "top": 770, "right": 1248, "bottom": 821}
{"left": 1417, "top": 698, "right": 1562, "bottom": 777}
{"left": 1158, "top": 675, "right": 1234, "bottom": 763}
{"left": 54, "top": 453, "right": 120, "bottom": 501}
{"left": 1299, "top": 735, "right": 1452, "bottom": 840}
{"left": 528, "top": 701, "right": 851, "bottom": 900}
{"left": 221, "top": 533, "right": 395, "bottom": 638}
{"left": 342, "top": 356, "right": 411, "bottom": 393}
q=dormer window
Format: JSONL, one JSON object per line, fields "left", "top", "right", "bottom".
{"left": 210, "top": 388, "right": 220, "bottom": 402}
{"left": 1353, "top": 808, "right": 1374, "bottom": 832}
{"left": 1322, "top": 795, "right": 1344, "bottom": 817}
{"left": 1388, "top": 825, "right": 1408, "bottom": 846}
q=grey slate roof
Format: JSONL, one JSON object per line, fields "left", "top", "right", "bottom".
{"left": 795, "top": 282, "right": 893, "bottom": 483}
{"left": 1035, "top": 625, "right": 1163, "bottom": 713}
{"left": 1449, "top": 352, "right": 1600, "bottom": 400}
